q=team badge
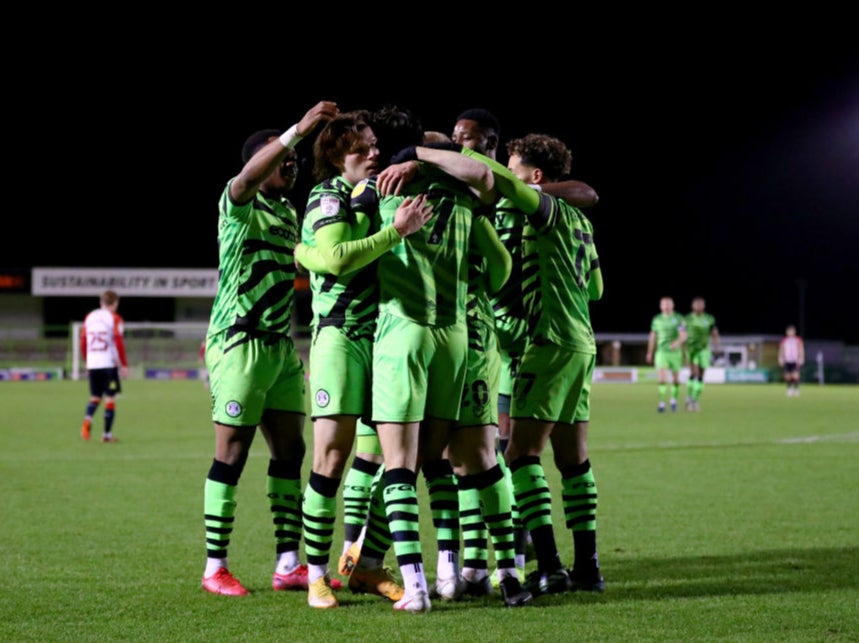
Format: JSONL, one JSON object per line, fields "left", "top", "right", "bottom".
{"left": 315, "top": 389, "right": 330, "bottom": 408}
{"left": 226, "top": 401, "right": 242, "bottom": 418}
{"left": 320, "top": 196, "right": 340, "bottom": 217}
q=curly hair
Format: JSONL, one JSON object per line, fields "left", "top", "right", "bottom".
{"left": 505, "top": 133, "right": 572, "bottom": 182}
{"left": 312, "top": 112, "right": 374, "bottom": 183}
{"left": 368, "top": 104, "right": 424, "bottom": 169}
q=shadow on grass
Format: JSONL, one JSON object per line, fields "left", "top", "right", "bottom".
{"left": 598, "top": 546, "right": 859, "bottom": 601}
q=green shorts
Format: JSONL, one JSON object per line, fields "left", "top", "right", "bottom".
{"left": 372, "top": 312, "right": 468, "bottom": 423}
{"left": 207, "top": 329, "right": 306, "bottom": 427}
{"left": 510, "top": 340, "right": 595, "bottom": 425}
{"left": 499, "top": 347, "right": 524, "bottom": 398}
{"left": 309, "top": 325, "right": 373, "bottom": 422}
{"left": 456, "top": 318, "right": 500, "bottom": 428}
{"left": 655, "top": 349, "right": 683, "bottom": 372}
{"left": 687, "top": 348, "right": 711, "bottom": 369}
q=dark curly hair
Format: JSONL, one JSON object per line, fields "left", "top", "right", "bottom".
{"left": 505, "top": 133, "right": 572, "bottom": 182}
{"left": 368, "top": 104, "right": 424, "bottom": 169}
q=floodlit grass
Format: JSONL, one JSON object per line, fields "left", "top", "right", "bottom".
{"left": 2, "top": 380, "right": 857, "bottom": 642}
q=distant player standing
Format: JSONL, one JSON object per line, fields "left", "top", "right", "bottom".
{"left": 683, "top": 297, "right": 719, "bottom": 411}
{"left": 646, "top": 296, "right": 687, "bottom": 413}
{"left": 778, "top": 324, "right": 805, "bottom": 396}
{"left": 79, "top": 289, "right": 128, "bottom": 443}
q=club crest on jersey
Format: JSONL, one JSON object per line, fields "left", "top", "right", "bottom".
{"left": 320, "top": 196, "right": 340, "bottom": 217}
{"left": 315, "top": 389, "right": 330, "bottom": 408}
{"left": 226, "top": 401, "right": 243, "bottom": 418}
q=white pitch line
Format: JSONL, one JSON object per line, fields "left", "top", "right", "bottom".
{"left": 596, "top": 431, "right": 859, "bottom": 452}
{"left": 6, "top": 433, "right": 859, "bottom": 464}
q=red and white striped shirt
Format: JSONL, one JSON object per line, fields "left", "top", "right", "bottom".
{"left": 779, "top": 336, "right": 803, "bottom": 363}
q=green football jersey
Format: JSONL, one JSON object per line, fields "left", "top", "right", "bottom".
{"left": 490, "top": 197, "right": 534, "bottom": 349}
{"left": 207, "top": 180, "right": 299, "bottom": 337}
{"left": 466, "top": 242, "right": 495, "bottom": 329}
{"left": 650, "top": 312, "right": 686, "bottom": 351}
{"left": 302, "top": 175, "right": 378, "bottom": 340}
{"left": 355, "top": 172, "right": 476, "bottom": 327}
{"left": 685, "top": 312, "right": 716, "bottom": 352}
{"left": 523, "top": 194, "right": 600, "bottom": 353}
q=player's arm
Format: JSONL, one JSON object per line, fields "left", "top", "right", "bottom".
{"left": 294, "top": 242, "right": 332, "bottom": 274}
{"left": 541, "top": 181, "right": 599, "bottom": 208}
{"left": 80, "top": 324, "right": 87, "bottom": 363}
{"left": 646, "top": 330, "right": 656, "bottom": 363}
{"left": 798, "top": 338, "right": 805, "bottom": 366}
{"left": 230, "top": 101, "right": 337, "bottom": 204}
{"left": 113, "top": 315, "right": 129, "bottom": 378}
{"left": 410, "top": 146, "right": 496, "bottom": 204}
{"left": 778, "top": 340, "right": 785, "bottom": 366}
{"left": 471, "top": 215, "right": 512, "bottom": 294}
{"left": 588, "top": 263, "right": 604, "bottom": 301}
{"left": 305, "top": 221, "right": 405, "bottom": 276}
{"left": 298, "top": 197, "right": 433, "bottom": 276}
{"left": 674, "top": 325, "right": 688, "bottom": 350}
{"left": 711, "top": 325, "right": 720, "bottom": 353}
{"left": 461, "top": 147, "right": 542, "bottom": 213}
{"left": 582, "top": 215, "right": 603, "bottom": 300}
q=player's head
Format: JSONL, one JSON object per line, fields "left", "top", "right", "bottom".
{"left": 692, "top": 296, "right": 706, "bottom": 313}
{"left": 786, "top": 324, "right": 797, "bottom": 336}
{"left": 312, "top": 112, "right": 379, "bottom": 183}
{"left": 100, "top": 290, "right": 120, "bottom": 309}
{"left": 452, "top": 108, "right": 500, "bottom": 159}
{"left": 660, "top": 296, "right": 674, "bottom": 314}
{"left": 506, "top": 133, "right": 572, "bottom": 184}
{"left": 369, "top": 104, "right": 424, "bottom": 169}
{"left": 241, "top": 129, "right": 280, "bottom": 164}
{"left": 423, "top": 130, "right": 452, "bottom": 145}
{"left": 241, "top": 128, "right": 299, "bottom": 191}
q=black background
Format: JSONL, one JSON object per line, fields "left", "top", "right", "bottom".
{"left": 9, "top": 31, "right": 859, "bottom": 343}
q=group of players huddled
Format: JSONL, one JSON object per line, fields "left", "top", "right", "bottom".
{"left": 200, "top": 100, "right": 606, "bottom": 613}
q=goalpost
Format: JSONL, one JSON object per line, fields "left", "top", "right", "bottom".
{"left": 70, "top": 321, "right": 209, "bottom": 381}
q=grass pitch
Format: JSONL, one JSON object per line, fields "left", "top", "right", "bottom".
{"left": 2, "top": 380, "right": 857, "bottom": 642}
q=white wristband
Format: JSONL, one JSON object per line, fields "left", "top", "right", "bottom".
{"left": 279, "top": 124, "right": 303, "bottom": 149}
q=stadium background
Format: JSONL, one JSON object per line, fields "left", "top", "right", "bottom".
{"left": 1, "top": 267, "right": 856, "bottom": 384}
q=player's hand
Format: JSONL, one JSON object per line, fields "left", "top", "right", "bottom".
{"left": 646, "top": 353, "right": 653, "bottom": 364}
{"left": 296, "top": 101, "right": 339, "bottom": 137}
{"left": 120, "top": 366, "right": 129, "bottom": 379}
{"left": 393, "top": 194, "right": 433, "bottom": 237}
{"left": 378, "top": 161, "right": 420, "bottom": 196}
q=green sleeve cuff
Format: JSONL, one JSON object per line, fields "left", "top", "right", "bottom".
{"left": 461, "top": 148, "right": 540, "bottom": 213}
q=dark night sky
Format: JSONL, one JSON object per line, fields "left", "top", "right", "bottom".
{"left": 10, "top": 35, "right": 859, "bottom": 344}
